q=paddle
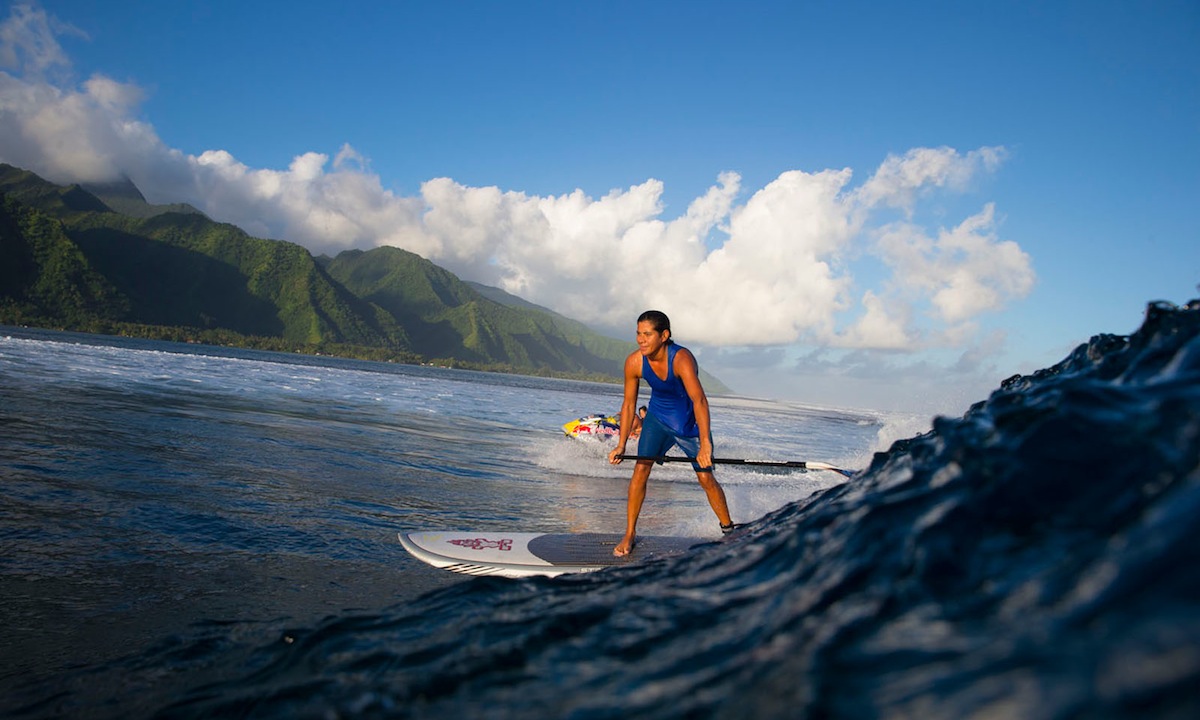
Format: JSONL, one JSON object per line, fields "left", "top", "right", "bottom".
{"left": 616, "top": 454, "right": 855, "bottom": 478}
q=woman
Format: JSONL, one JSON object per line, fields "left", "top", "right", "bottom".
{"left": 608, "top": 310, "right": 735, "bottom": 556}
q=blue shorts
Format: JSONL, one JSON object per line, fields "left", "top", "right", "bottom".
{"left": 637, "top": 411, "right": 714, "bottom": 472}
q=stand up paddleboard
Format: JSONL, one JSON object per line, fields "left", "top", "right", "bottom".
{"left": 398, "top": 531, "right": 708, "bottom": 578}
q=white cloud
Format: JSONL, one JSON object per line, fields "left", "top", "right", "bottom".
{"left": 183, "top": 148, "right": 428, "bottom": 250}
{"left": 0, "top": 67, "right": 153, "bottom": 183}
{"left": 0, "top": 2, "right": 1035, "bottom": 394}
{"left": 854, "top": 145, "right": 1007, "bottom": 213}
{"left": 840, "top": 290, "right": 912, "bottom": 349}
{"left": 0, "top": 2, "right": 82, "bottom": 79}
{"left": 684, "top": 168, "right": 855, "bottom": 344}
{"left": 874, "top": 203, "right": 1035, "bottom": 326}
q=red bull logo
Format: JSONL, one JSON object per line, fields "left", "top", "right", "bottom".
{"left": 449, "top": 537, "right": 513, "bottom": 552}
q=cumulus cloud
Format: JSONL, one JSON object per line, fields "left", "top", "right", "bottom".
{"left": 873, "top": 203, "right": 1035, "bottom": 327}
{"left": 0, "top": 4, "right": 1035, "bottom": 362}
{"left": 853, "top": 145, "right": 1007, "bottom": 213}
{"left": 185, "top": 148, "right": 428, "bottom": 249}
{"left": 840, "top": 290, "right": 912, "bottom": 349}
{"left": 0, "top": 62, "right": 151, "bottom": 183}
{"left": 0, "top": 2, "right": 82, "bottom": 78}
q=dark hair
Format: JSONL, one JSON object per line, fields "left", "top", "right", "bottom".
{"left": 637, "top": 310, "right": 671, "bottom": 339}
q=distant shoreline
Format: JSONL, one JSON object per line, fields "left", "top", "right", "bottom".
{"left": 0, "top": 321, "right": 626, "bottom": 386}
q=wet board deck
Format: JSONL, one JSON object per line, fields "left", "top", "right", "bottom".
{"left": 398, "top": 531, "right": 709, "bottom": 578}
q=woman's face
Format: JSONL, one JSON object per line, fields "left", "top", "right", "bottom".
{"left": 636, "top": 321, "right": 669, "bottom": 357}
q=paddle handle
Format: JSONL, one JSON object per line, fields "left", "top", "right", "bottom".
{"left": 617, "top": 454, "right": 853, "bottom": 477}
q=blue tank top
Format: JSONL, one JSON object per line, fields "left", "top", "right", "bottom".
{"left": 643, "top": 343, "right": 699, "bottom": 437}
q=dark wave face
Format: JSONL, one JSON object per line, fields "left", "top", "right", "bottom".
{"left": 144, "top": 300, "right": 1200, "bottom": 719}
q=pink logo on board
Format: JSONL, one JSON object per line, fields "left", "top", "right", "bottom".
{"left": 449, "top": 538, "right": 513, "bottom": 552}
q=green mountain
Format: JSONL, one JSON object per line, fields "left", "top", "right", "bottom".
{"left": 0, "top": 164, "right": 690, "bottom": 386}
{"left": 80, "top": 176, "right": 205, "bottom": 219}
{"left": 0, "top": 165, "right": 411, "bottom": 351}
{"left": 0, "top": 192, "right": 129, "bottom": 326}
{"left": 322, "top": 247, "right": 636, "bottom": 375}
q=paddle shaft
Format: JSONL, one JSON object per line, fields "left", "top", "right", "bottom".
{"left": 617, "top": 454, "right": 853, "bottom": 477}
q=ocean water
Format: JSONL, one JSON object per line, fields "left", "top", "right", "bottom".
{"left": 2, "top": 299, "right": 1197, "bottom": 719}
{"left": 0, "top": 325, "right": 883, "bottom": 718}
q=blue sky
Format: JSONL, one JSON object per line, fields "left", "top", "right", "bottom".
{"left": 1, "top": 1, "right": 1197, "bottom": 415}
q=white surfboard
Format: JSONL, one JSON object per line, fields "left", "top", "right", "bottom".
{"left": 398, "top": 531, "right": 709, "bottom": 578}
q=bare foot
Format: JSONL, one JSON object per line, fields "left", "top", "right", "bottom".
{"left": 613, "top": 535, "right": 636, "bottom": 557}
